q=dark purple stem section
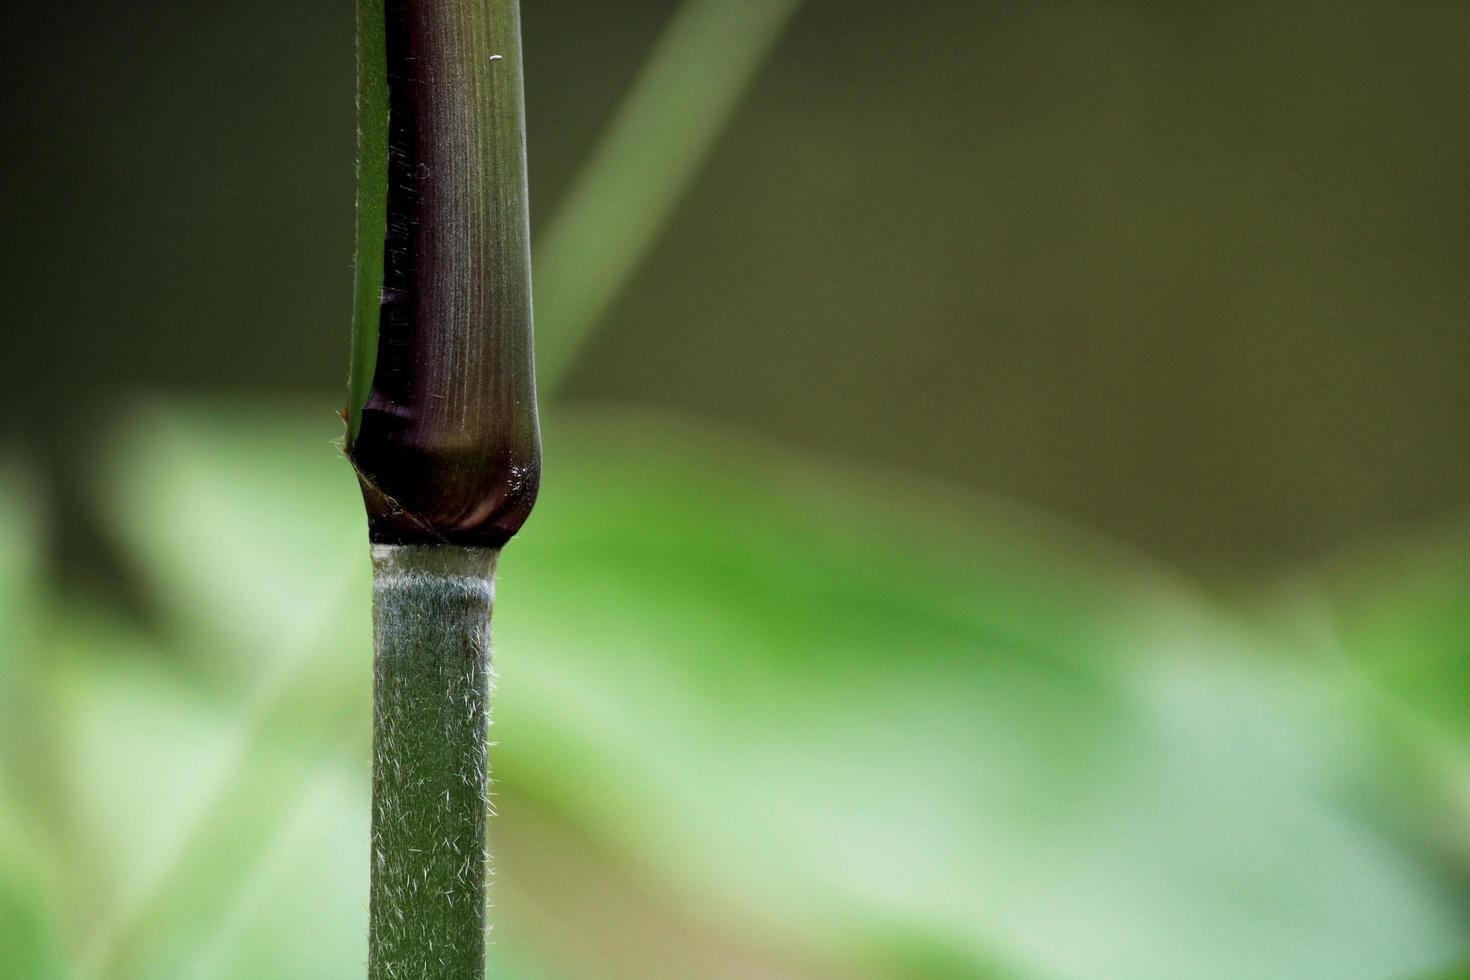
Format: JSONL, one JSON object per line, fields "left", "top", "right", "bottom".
{"left": 349, "top": 0, "right": 540, "bottom": 548}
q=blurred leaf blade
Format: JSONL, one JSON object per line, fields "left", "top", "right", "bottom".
{"left": 533, "top": 0, "right": 804, "bottom": 386}
{"left": 43, "top": 400, "right": 1469, "bottom": 978}
{"left": 0, "top": 460, "right": 65, "bottom": 979}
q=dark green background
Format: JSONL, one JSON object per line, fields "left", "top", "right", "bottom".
{"left": 5, "top": 0, "right": 1469, "bottom": 572}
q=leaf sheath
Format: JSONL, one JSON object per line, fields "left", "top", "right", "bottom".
{"left": 348, "top": 0, "right": 540, "bottom": 548}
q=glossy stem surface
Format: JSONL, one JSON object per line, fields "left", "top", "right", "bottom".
{"left": 369, "top": 544, "right": 497, "bottom": 980}
{"left": 349, "top": 0, "right": 540, "bottom": 548}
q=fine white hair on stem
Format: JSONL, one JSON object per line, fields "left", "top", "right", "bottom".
{"left": 369, "top": 544, "right": 498, "bottom": 979}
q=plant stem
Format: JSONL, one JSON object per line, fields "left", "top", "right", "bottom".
{"left": 351, "top": 0, "right": 535, "bottom": 972}
{"left": 348, "top": 0, "right": 540, "bottom": 547}
{"left": 369, "top": 544, "right": 498, "bottom": 979}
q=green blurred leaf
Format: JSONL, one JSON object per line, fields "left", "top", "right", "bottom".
{"left": 494, "top": 410, "right": 1469, "bottom": 979}
{"left": 0, "top": 832, "right": 63, "bottom": 980}
{"left": 44, "top": 400, "right": 1467, "bottom": 979}
{"left": 533, "top": 0, "right": 805, "bottom": 386}
{"left": 1306, "top": 519, "right": 1470, "bottom": 744}
{"left": 0, "top": 460, "right": 64, "bottom": 978}
{"left": 99, "top": 400, "right": 364, "bottom": 682}
{"left": 0, "top": 457, "right": 45, "bottom": 731}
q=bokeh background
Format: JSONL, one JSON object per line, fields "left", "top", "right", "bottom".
{"left": 3, "top": 1, "right": 1470, "bottom": 977}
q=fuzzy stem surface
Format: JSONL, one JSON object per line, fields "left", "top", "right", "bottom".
{"left": 369, "top": 544, "right": 498, "bottom": 979}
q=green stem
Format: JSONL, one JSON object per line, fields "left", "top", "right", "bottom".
{"left": 369, "top": 544, "right": 498, "bottom": 979}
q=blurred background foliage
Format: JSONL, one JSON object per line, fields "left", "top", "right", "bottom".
{"left": 3, "top": 1, "right": 1470, "bottom": 977}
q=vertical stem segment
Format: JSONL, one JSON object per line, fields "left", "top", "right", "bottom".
{"left": 370, "top": 545, "right": 498, "bottom": 979}
{"left": 352, "top": 0, "right": 534, "bottom": 973}
{"left": 349, "top": 0, "right": 541, "bottom": 548}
